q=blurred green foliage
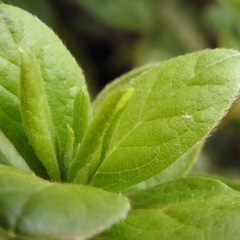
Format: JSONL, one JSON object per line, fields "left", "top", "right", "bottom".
{"left": 1, "top": 0, "right": 53, "bottom": 25}
{"left": 2, "top": 0, "right": 240, "bottom": 179}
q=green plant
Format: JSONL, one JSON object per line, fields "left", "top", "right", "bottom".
{"left": 1, "top": 4, "right": 240, "bottom": 240}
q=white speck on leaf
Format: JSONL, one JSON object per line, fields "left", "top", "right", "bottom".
{"left": 182, "top": 113, "right": 192, "bottom": 120}
{"left": 18, "top": 47, "right": 24, "bottom": 53}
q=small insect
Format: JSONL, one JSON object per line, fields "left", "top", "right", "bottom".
{"left": 182, "top": 113, "right": 192, "bottom": 120}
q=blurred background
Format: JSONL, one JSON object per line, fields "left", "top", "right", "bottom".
{"left": 3, "top": 0, "right": 240, "bottom": 179}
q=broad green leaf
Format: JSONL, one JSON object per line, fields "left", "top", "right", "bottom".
{"left": 88, "top": 49, "right": 240, "bottom": 191}
{"left": 0, "top": 4, "right": 89, "bottom": 176}
{"left": 69, "top": 88, "right": 133, "bottom": 183}
{"left": 19, "top": 48, "right": 59, "bottom": 181}
{"left": 0, "top": 164, "right": 130, "bottom": 240}
{"left": 95, "top": 177, "right": 240, "bottom": 240}
{"left": 76, "top": 0, "right": 156, "bottom": 31}
{"left": 93, "top": 64, "right": 154, "bottom": 115}
{"left": 123, "top": 144, "right": 202, "bottom": 193}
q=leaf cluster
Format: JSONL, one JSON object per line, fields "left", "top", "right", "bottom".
{"left": 1, "top": 4, "right": 240, "bottom": 240}
{"left": 4, "top": 0, "right": 240, "bottom": 95}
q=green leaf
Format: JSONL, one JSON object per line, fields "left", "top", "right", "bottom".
{"left": 76, "top": 0, "right": 156, "bottom": 31}
{"left": 69, "top": 88, "right": 133, "bottom": 183}
{"left": 0, "top": 4, "right": 89, "bottom": 176}
{"left": 73, "top": 88, "right": 91, "bottom": 145}
{"left": 221, "top": 178, "right": 240, "bottom": 192}
{"left": 0, "top": 164, "right": 130, "bottom": 240}
{"left": 0, "top": 130, "right": 30, "bottom": 173}
{"left": 198, "top": 175, "right": 240, "bottom": 192}
{"left": 123, "top": 144, "right": 202, "bottom": 193}
{"left": 19, "top": 48, "right": 59, "bottom": 181}
{"left": 87, "top": 49, "right": 240, "bottom": 191}
{"left": 62, "top": 125, "right": 75, "bottom": 181}
{"left": 93, "top": 64, "right": 154, "bottom": 115}
{"left": 95, "top": 177, "right": 240, "bottom": 240}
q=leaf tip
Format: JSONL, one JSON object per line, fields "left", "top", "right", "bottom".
{"left": 115, "top": 87, "right": 134, "bottom": 113}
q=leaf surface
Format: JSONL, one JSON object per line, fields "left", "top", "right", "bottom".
{"left": 124, "top": 144, "right": 201, "bottom": 193}
{"left": 19, "top": 48, "right": 59, "bottom": 181}
{"left": 199, "top": 175, "right": 240, "bottom": 192}
{"left": 0, "top": 164, "right": 130, "bottom": 240}
{"left": 73, "top": 88, "right": 91, "bottom": 145}
{"left": 95, "top": 177, "right": 240, "bottom": 240}
{"left": 93, "top": 64, "right": 154, "bottom": 115}
{"left": 0, "top": 4, "right": 89, "bottom": 176}
{"left": 69, "top": 88, "right": 133, "bottom": 183}
{"left": 70, "top": 65, "right": 153, "bottom": 183}
{"left": 88, "top": 49, "right": 240, "bottom": 191}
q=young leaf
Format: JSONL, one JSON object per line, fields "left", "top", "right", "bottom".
{"left": 69, "top": 88, "right": 133, "bottom": 183}
{"left": 0, "top": 4, "right": 89, "bottom": 173}
{"left": 0, "top": 38, "right": 47, "bottom": 177}
{"left": 0, "top": 164, "right": 130, "bottom": 240}
{"left": 95, "top": 177, "right": 240, "bottom": 240}
{"left": 62, "top": 125, "right": 75, "bottom": 181}
{"left": 69, "top": 65, "right": 153, "bottom": 184}
{"left": 19, "top": 48, "right": 60, "bottom": 181}
{"left": 73, "top": 88, "right": 91, "bottom": 145}
{"left": 88, "top": 49, "right": 240, "bottom": 191}
{"left": 93, "top": 64, "right": 153, "bottom": 115}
